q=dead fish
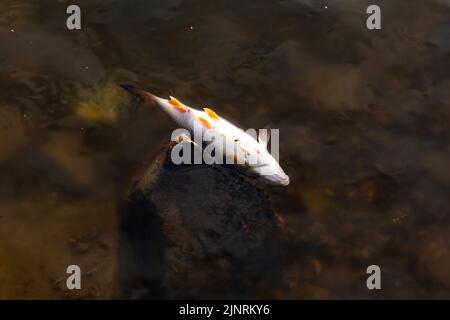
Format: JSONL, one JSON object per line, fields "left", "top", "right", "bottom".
{"left": 121, "top": 85, "right": 289, "bottom": 186}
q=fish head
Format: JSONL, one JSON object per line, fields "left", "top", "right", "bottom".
{"left": 251, "top": 161, "right": 290, "bottom": 186}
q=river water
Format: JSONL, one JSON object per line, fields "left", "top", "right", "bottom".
{"left": 0, "top": 0, "right": 449, "bottom": 298}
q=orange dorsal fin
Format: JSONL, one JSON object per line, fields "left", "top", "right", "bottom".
{"left": 168, "top": 96, "right": 188, "bottom": 112}
{"left": 203, "top": 107, "right": 220, "bottom": 120}
{"left": 197, "top": 117, "right": 212, "bottom": 129}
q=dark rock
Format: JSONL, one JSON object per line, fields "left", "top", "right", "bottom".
{"left": 118, "top": 142, "right": 287, "bottom": 299}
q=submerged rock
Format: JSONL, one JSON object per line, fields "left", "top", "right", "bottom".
{"left": 119, "top": 142, "right": 286, "bottom": 299}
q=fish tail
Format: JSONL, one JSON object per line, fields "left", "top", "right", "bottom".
{"left": 120, "top": 84, "right": 158, "bottom": 107}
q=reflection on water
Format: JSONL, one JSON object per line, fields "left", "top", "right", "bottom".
{"left": 0, "top": 0, "right": 449, "bottom": 298}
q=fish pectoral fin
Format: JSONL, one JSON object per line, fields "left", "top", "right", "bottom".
{"left": 197, "top": 117, "right": 213, "bottom": 129}
{"left": 173, "top": 132, "right": 200, "bottom": 147}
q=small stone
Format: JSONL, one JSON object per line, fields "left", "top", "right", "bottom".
{"left": 119, "top": 142, "right": 287, "bottom": 298}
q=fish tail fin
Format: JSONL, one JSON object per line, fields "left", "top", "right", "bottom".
{"left": 120, "top": 84, "right": 158, "bottom": 107}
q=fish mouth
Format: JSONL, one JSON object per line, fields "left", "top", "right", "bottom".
{"left": 261, "top": 174, "right": 290, "bottom": 187}
{"left": 278, "top": 175, "right": 290, "bottom": 186}
{"left": 283, "top": 177, "right": 290, "bottom": 186}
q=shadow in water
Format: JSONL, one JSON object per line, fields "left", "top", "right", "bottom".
{"left": 118, "top": 190, "right": 167, "bottom": 299}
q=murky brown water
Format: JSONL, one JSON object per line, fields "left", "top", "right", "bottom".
{"left": 0, "top": 0, "right": 449, "bottom": 299}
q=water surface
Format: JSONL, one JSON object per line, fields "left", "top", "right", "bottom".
{"left": 0, "top": 0, "right": 449, "bottom": 298}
